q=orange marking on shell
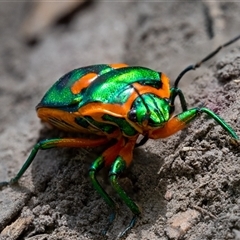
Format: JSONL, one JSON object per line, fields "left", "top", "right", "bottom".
{"left": 109, "top": 63, "right": 129, "bottom": 69}
{"left": 37, "top": 108, "right": 94, "bottom": 133}
{"left": 71, "top": 72, "right": 97, "bottom": 94}
{"left": 160, "top": 73, "right": 171, "bottom": 97}
{"left": 37, "top": 107, "right": 123, "bottom": 137}
{"left": 128, "top": 73, "right": 170, "bottom": 100}
{"left": 78, "top": 102, "right": 127, "bottom": 119}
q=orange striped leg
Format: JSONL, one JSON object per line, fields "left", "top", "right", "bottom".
{"left": 89, "top": 137, "right": 125, "bottom": 234}
{"left": 149, "top": 107, "right": 238, "bottom": 139}
{"left": 0, "top": 137, "right": 109, "bottom": 188}
{"left": 108, "top": 137, "right": 140, "bottom": 237}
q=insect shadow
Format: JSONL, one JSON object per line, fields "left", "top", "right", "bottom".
{"left": 25, "top": 129, "right": 167, "bottom": 239}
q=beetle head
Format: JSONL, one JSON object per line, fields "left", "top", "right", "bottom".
{"left": 128, "top": 94, "right": 169, "bottom": 128}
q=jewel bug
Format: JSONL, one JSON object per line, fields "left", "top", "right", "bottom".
{"left": 0, "top": 35, "right": 239, "bottom": 237}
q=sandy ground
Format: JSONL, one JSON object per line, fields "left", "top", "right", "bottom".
{"left": 0, "top": 2, "right": 240, "bottom": 240}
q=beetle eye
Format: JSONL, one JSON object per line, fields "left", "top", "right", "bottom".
{"left": 128, "top": 110, "right": 137, "bottom": 122}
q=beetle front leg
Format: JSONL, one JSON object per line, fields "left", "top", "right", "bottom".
{"left": 109, "top": 138, "right": 140, "bottom": 237}
{"left": 135, "top": 88, "right": 189, "bottom": 148}
{"left": 149, "top": 107, "right": 239, "bottom": 140}
{"left": 89, "top": 155, "right": 116, "bottom": 235}
{"left": 0, "top": 137, "right": 109, "bottom": 188}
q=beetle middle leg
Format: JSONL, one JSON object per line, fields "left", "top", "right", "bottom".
{"left": 109, "top": 137, "right": 140, "bottom": 237}
{"left": 89, "top": 138, "right": 125, "bottom": 234}
{"left": 90, "top": 136, "right": 140, "bottom": 236}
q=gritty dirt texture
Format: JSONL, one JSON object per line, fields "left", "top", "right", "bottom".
{"left": 0, "top": 1, "right": 240, "bottom": 240}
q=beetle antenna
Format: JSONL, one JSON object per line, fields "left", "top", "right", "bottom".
{"left": 173, "top": 34, "right": 240, "bottom": 88}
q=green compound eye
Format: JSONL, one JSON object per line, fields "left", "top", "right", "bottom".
{"left": 129, "top": 94, "right": 169, "bottom": 127}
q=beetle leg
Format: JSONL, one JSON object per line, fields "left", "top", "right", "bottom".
{"left": 109, "top": 138, "right": 141, "bottom": 237}
{"left": 89, "top": 138, "right": 125, "bottom": 234}
{"left": 149, "top": 107, "right": 239, "bottom": 140}
{"left": 0, "top": 137, "right": 109, "bottom": 188}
